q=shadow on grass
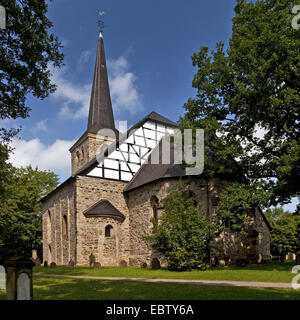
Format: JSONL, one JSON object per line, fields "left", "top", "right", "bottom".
{"left": 31, "top": 277, "right": 300, "bottom": 300}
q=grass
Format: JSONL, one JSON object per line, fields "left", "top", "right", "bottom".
{"left": 33, "top": 261, "right": 296, "bottom": 283}
{"left": 0, "top": 277, "right": 300, "bottom": 300}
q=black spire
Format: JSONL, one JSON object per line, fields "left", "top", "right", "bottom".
{"left": 87, "top": 33, "right": 117, "bottom": 136}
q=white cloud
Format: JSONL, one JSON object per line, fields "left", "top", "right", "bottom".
{"left": 50, "top": 65, "right": 91, "bottom": 120}
{"left": 30, "top": 120, "right": 48, "bottom": 135}
{"left": 78, "top": 50, "right": 92, "bottom": 66}
{"left": 108, "top": 56, "right": 143, "bottom": 114}
{"left": 50, "top": 53, "right": 143, "bottom": 121}
{"left": 8, "top": 138, "right": 75, "bottom": 179}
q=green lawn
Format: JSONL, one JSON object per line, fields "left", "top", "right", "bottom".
{"left": 0, "top": 277, "right": 300, "bottom": 300}
{"left": 33, "top": 261, "right": 296, "bottom": 283}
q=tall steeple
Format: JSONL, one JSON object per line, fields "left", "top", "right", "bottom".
{"left": 87, "top": 32, "right": 117, "bottom": 136}
{"left": 69, "top": 30, "right": 118, "bottom": 176}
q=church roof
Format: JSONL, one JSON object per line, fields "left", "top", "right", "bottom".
{"left": 83, "top": 199, "right": 125, "bottom": 221}
{"left": 77, "top": 111, "right": 177, "bottom": 176}
{"left": 123, "top": 139, "right": 186, "bottom": 192}
{"left": 87, "top": 33, "right": 118, "bottom": 136}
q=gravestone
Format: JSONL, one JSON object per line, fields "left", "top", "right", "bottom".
{"left": 151, "top": 258, "right": 161, "bottom": 270}
{"left": 17, "top": 273, "right": 30, "bottom": 300}
{"left": 210, "top": 256, "right": 219, "bottom": 267}
{"left": 3, "top": 258, "right": 34, "bottom": 300}
{"left": 43, "top": 261, "right": 48, "bottom": 268}
{"left": 236, "top": 258, "right": 248, "bottom": 267}
{"left": 68, "top": 259, "right": 75, "bottom": 267}
{"left": 94, "top": 262, "right": 101, "bottom": 270}
{"left": 89, "top": 253, "right": 96, "bottom": 268}
{"left": 119, "top": 260, "right": 127, "bottom": 268}
{"left": 35, "top": 258, "right": 41, "bottom": 267}
{"left": 50, "top": 262, "right": 56, "bottom": 268}
{"left": 140, "top": 262, "right": 147, "bottom": 269}
{"left": 0, "top": 265, "right": 5, "bottom": 290}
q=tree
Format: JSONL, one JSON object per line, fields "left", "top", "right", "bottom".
{"left": 216, "top": 182, "right": 270, "bottom": 235}
{"left": 0, "top": 165, "right": 59, "bottom": 259}
{"left": 0, "top": 0, "right": 64, "bottom": 140}
{"left": 265, "top": 208, "right": 300, "bottom": 260}
{"left": 145, "top": 183, "right": 218, "bottom": 271}
{"left": 181, "top": 0, "right": 300, "bottom": 209}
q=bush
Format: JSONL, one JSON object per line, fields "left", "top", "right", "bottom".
{"left": 145, "top": 182, "right": 218, "bottom": 271}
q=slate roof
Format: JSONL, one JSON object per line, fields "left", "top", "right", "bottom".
{"left": 87, "top": 33, "right": 118, "bottom": 136}
{"left": 83, "top": 199, "right": 125, "bottom": 221}
{"left": 123, "top": 139, "right": 186, "bottom": 192}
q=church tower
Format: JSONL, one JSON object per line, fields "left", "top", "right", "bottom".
{"left": 69, "top": 32, "right": 118, "bottom": 175}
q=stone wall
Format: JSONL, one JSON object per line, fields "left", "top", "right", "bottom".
{"left": 254, "top": 208, "right": 271, "bottom": 260}
{"left": 70, "top": 134, "right": 115, "bottom": 175}
{"left": 75, "top": 176, "right": 129, "bottom": 266}
{"left": 42, "top": 179, "right": 76, "bottom": 265}
{"left": 126, "top": 177, "right": 219, "bottom": 266}
{"left": 126, "top": 177, "right": 271, "bottom": 266}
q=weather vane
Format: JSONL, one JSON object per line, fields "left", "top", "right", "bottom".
{"left": 98, "top": 11, "right": 105, "bottom": 32}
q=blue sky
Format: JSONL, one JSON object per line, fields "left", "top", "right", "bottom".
{"left": 3, "top": 0, "right": 298, "bottom": 211}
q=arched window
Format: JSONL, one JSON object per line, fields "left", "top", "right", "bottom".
{"left": 150, "top": 196, "right": 159, "bottom": 221}
{"left": 105, "top": 225, "right": 113, "bottom": 237}
{"left": 76, "top": 150, "right": 81, "bottom": 162}
{"left": 62, "top": 215, "right": 68, "bottom": 237}
{"left": 47, "top": 210, "right": 52, "bottom": 243}
{"left": 81, "top": 146, "right": 85, "bottom": 160}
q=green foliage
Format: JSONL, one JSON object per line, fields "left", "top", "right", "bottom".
{"left": 216, "top": 182, "right": 270, "bottom": 235}
{"left": 265, "top": 208, "right": 300, "bottom": 258}
{"left": 181, "top": 0, "right": 300, "bottom": 208}
{"left": 0, "top": 165, "right": 59, "bottom": 259}
{"left": 0, "top": 0, "right": 64, "bottom": 140}
{"left": 145, "top": 183, "right": 218, "bottom": 271}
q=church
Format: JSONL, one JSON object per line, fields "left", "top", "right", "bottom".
{"left": 41, "top": 31, "right": 271, "bottom": 267}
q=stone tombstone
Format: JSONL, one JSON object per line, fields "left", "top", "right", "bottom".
{"left": 210, "top": 256, "right": 219, "bottom": 267}
{"left": 68, "top": 259, "right": 75, "bottom": 267}
{"left": 35, "top": 257, "right": 41, "bottom": 267}
{"left": 17, "top": 273, "right": 30, "bottom": 300}
{"left": 236, "top": 258, "right": 248, "bottom": 267}
{"left": 151, "top": 258, "right": 161, "bottom": 270}
{"left": 50, "top": 262, "right": 56, "bottom": 268}
{"left": 94, "top": 262, "right": 101, "bottom": 270}
{"left": 0, "top": 265, "right": 5, "bottom": 290}
{"left": 89, "top": 253, "right": 96, "bottom": 268}
{"left": 44, "top": 261, "right": 48, "bottom": 268}
{"left": 32, "top": 250, "right": 38, "bottom": 261}
{"left": 140, "top": 262, "right": 147, "bottom": 269}
{"left": 119, "top": 260, "right": 127, "bottom": 268}
{"left": 3, "top": 258, "right": 34, "bottom": 300}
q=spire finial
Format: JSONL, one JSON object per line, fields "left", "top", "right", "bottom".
{"left": 98, "top": 11, "right": 105, "bottom": 36}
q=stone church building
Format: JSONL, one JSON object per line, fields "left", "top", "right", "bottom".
{"left": 41, "top": 32, "right": 271, "bottom": 267}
